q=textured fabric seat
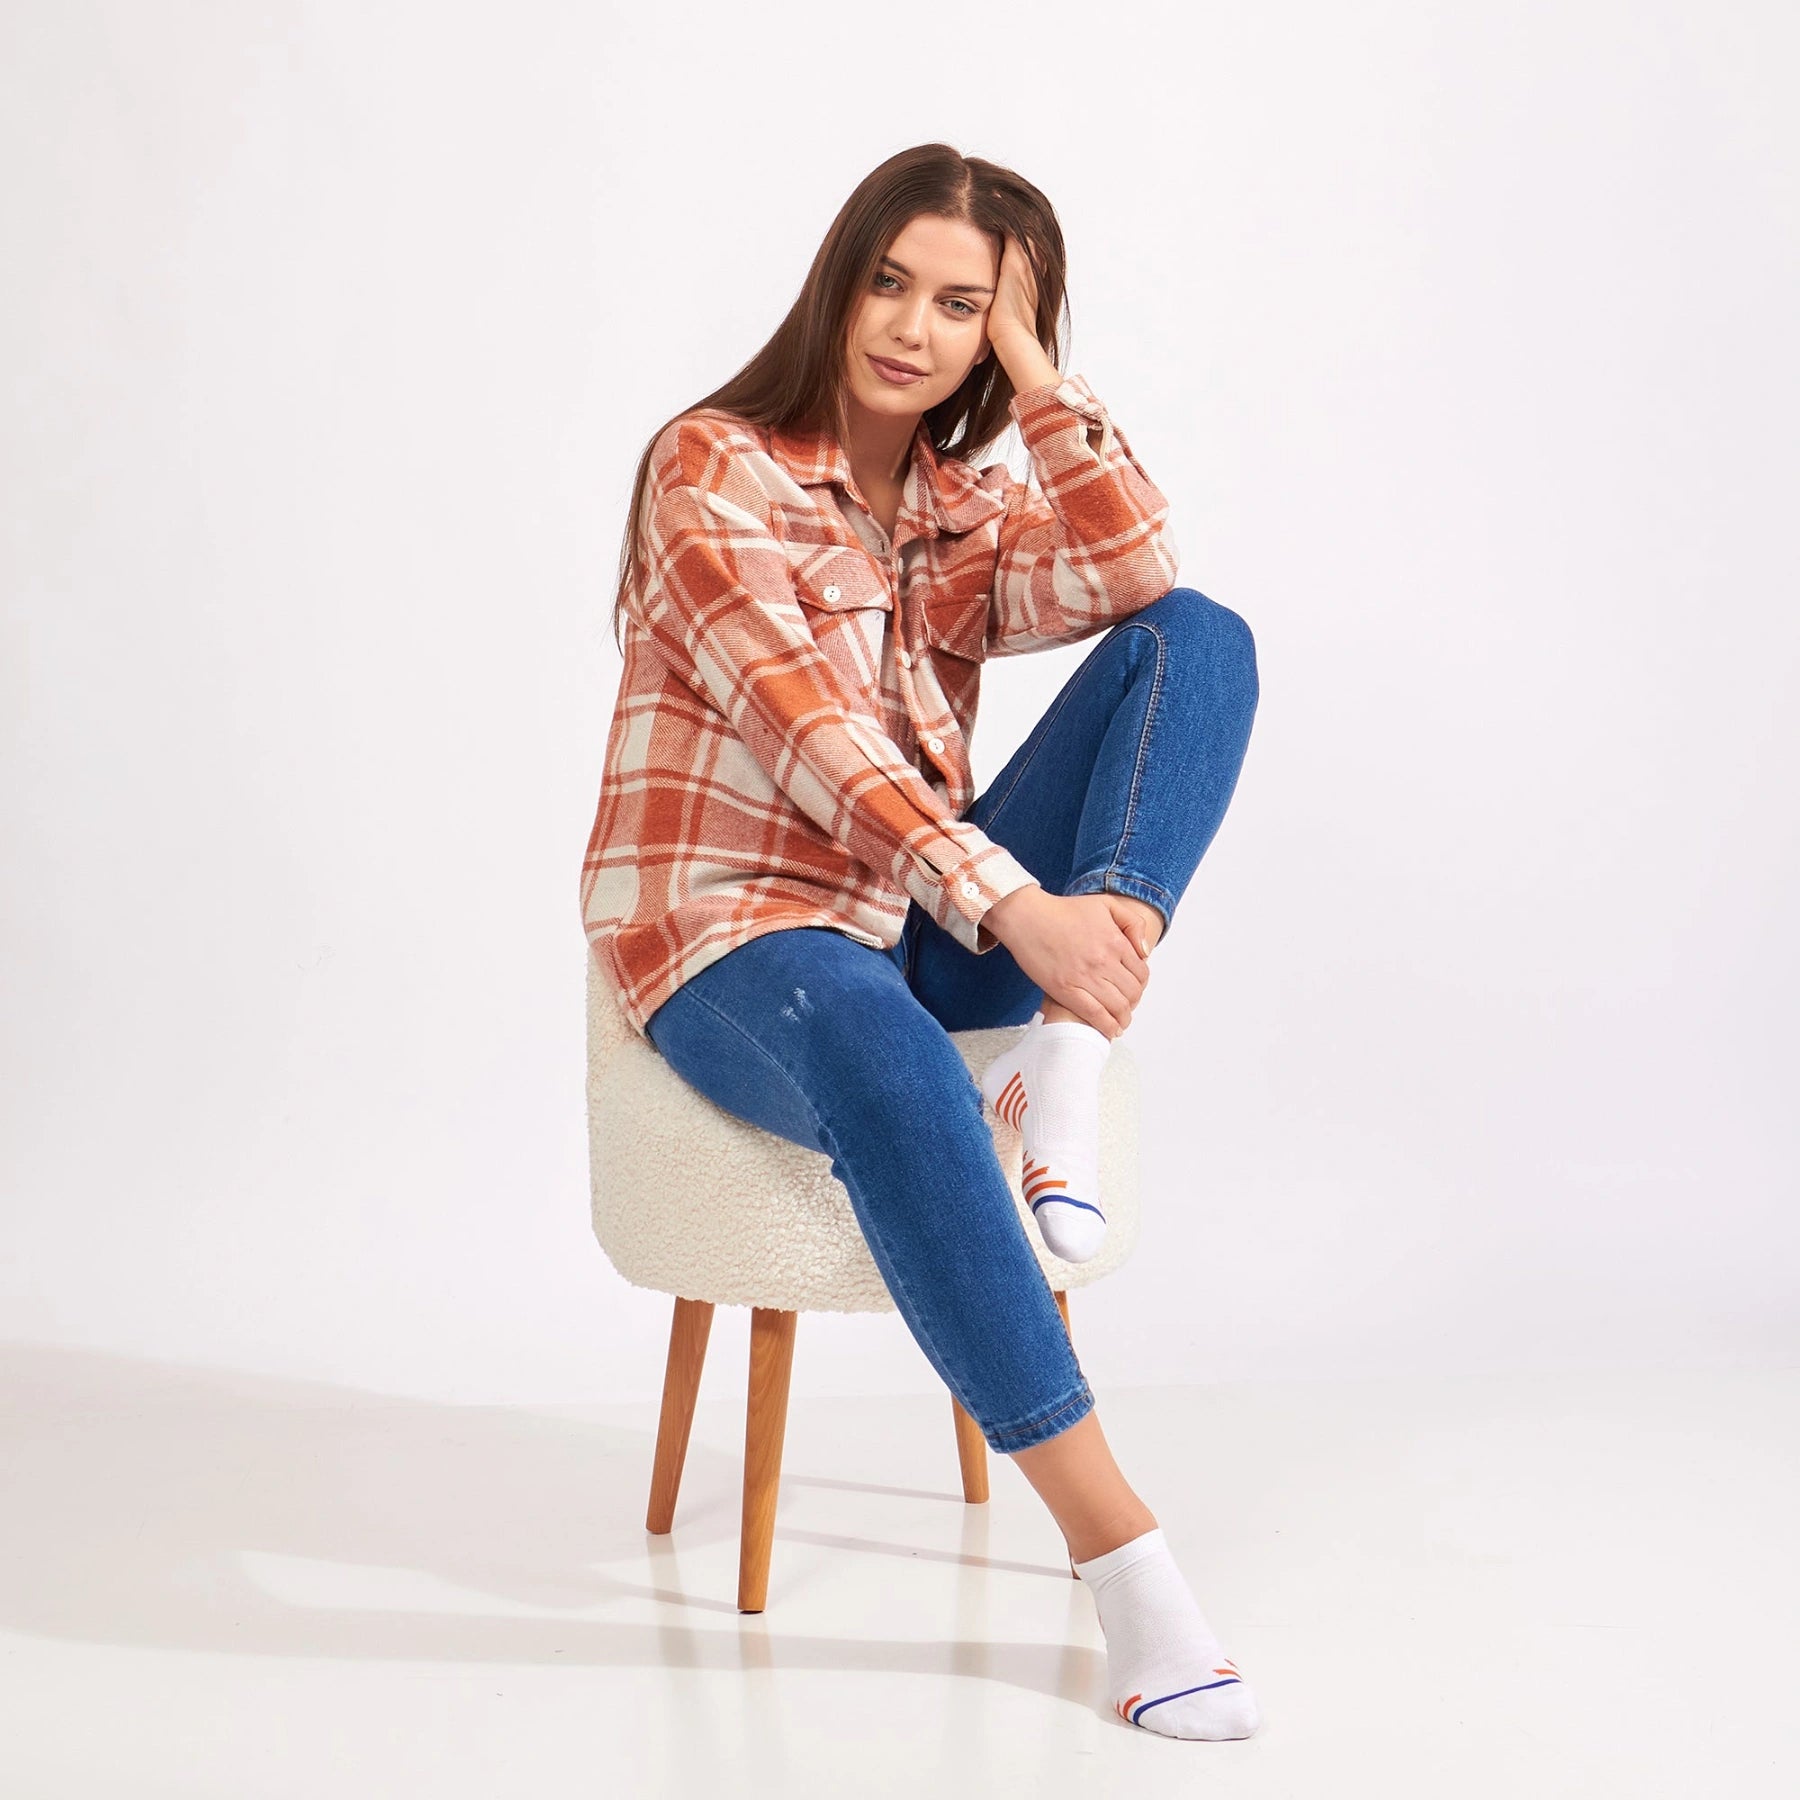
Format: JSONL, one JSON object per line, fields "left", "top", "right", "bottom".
{"left": 584, "top": 952, "right": 1141, "bottom": 1611}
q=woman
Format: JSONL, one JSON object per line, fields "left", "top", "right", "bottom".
{"left": 580, "top": 143, "right": 1262, "bottom": 1740}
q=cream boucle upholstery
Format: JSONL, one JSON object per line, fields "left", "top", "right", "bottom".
{"left": 586, "top": 952, "right": 1139, "bottom": 1312}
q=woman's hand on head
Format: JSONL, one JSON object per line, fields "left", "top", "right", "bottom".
{"left": 987, "top": 232, "right": 1042, "bottom": 354}
{"left": 979, "top": 887, "right": 1153, "bottom": 1040}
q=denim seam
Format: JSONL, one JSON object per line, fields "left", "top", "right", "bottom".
{"left": 1108, "top": 618, "right": 1166, "bottom": 880}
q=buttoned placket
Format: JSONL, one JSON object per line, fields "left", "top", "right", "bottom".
{"left": 838, "top": 463, "right": 954, "bottom": 783}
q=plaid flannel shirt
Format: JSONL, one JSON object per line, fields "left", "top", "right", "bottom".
{"left": 580, "top": 372, "right": 1179, "bottom": 1039}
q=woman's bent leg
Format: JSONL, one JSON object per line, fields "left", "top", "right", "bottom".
{"left": 892, "top": 590, "right": 1258, "bottom": 1548}
{"left": 645, "top": 926, "right": 1094, "bottom": 1453}
{"left": 904, "top": 587, "right": 1260, "bottom": 1031}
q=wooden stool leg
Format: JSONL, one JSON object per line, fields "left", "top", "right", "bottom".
{"left": 949, "top": 1290, "right": 1082, "bottom": 1576}
{"left": 951, "top": 1394, "right": 989, "bottom": 1503}
{"left": 646, "top": 1295, "right": 713, "bottom": 1534}
{"left": 739, "top": 1306, "right": 797, "bottom": 1614}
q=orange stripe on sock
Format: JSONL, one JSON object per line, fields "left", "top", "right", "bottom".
{"left": 998, "top": 1072, "right": 1026, "bottom": 1125}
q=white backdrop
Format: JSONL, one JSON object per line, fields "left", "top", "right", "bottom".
{"left": 3, "top": 1, "right": 1794, "bottom": 1413}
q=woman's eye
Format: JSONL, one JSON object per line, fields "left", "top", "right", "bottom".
{"left": 874, "top": 273, "right": 977, "bottom": 318}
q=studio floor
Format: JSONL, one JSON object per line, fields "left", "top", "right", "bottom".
{"left": 6, "top": 1348, "right": 1796, "bottom": 1797}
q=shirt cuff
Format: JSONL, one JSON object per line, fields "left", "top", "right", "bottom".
{"left": 931, "top": 846, "right": 1042, "bottom": 954}
{"left": 1007, "top": 371, "right": 1116, "bottom": 464}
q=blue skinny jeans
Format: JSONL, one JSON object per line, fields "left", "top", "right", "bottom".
{"left": 643, "top": 588, "right": 1260, "bottom": 1453}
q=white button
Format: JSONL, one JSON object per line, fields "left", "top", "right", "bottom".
{"left": 925, "top": 735, "right": 944, "bottom": 753}
{"left": 961, "top": 881, "right": 980, "bottom": 898}
{"left": 822, "top": 583, "right": 841, "bottom": 602}
{"left": 898, "top": 649, "right": 912, "bottom": 668}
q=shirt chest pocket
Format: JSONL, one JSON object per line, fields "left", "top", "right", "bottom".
{"left": 788, "top": 546, "right": 891, "bottom": 693}
{"left": 789, "top": 545, "right": 891, "bottom": 612}
{"left": 921, "top": 578, "right": 991, "bottom": 665}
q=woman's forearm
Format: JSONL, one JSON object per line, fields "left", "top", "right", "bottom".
{"left": 989, "top": 327, "right": 1061, "bottom": 398}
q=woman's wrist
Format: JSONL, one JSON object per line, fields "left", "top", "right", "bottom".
{"left": 978, "top": 880, "right": 1048, "bottom": 948}
{"left": 989, "top": 328, "right": 1061, "bottom": 397}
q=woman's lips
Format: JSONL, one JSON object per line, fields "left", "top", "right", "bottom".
{"left": 868, "top": 354, "right": 926, "bottom": 386}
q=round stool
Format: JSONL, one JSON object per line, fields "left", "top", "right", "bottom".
{"left": 584, "top": 952, "right": 1142, "bottom": 1611}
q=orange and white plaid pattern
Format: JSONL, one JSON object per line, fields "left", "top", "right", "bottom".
{"left": 580, "top": 373, "right": 1179, "bottom": 1039}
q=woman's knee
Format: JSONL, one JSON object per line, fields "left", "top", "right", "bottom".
{"left": 1151, "top": 586, "right": 1255, "bottom": 654}
{"left": 1137, "top": 588, "right": 1259, "bottom": 703}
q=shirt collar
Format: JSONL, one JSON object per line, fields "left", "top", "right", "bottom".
{"left": 767, "top": 415, "right": 1006, "bottom": 538}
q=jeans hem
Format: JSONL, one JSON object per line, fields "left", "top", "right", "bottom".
{"left": 981, "top": 1379, "right": 1097, "bottom": 1454}
{"left": 1063, "top": 869, "right": 1176, "bottom": 939}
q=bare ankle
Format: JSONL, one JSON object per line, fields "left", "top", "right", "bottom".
{"left": 1067, "top": 1503, "right": 1160, "bottom": 1565}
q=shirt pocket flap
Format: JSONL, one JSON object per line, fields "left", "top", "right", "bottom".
{"left": 789, "top": 546, "right": 891, "bottom": 612}
{"left": 922, "top": 587, "right": 991, "bottom": 662}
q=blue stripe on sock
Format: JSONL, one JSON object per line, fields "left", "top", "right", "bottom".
{"left": 1130, "top": 1677, "right": 1242, "bottom": 1724}
{"left": 1030, "top": 1194, "right": 1105, "bottom": 1220}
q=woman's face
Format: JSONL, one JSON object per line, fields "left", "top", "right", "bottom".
{"left": 843, "top": 213, "right": 1000, "bottom": 426}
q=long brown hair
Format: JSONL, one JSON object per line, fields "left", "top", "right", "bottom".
{"left": 605, "top": 142, "right": 1072, "bottom": 654}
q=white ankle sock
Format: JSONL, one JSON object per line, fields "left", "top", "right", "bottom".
{"left": 978, "top": 1010, "right": 1112, "bottom": 1262}
{"left": 1072, "top": 1526, "right": 1261, "bottom": 1739}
